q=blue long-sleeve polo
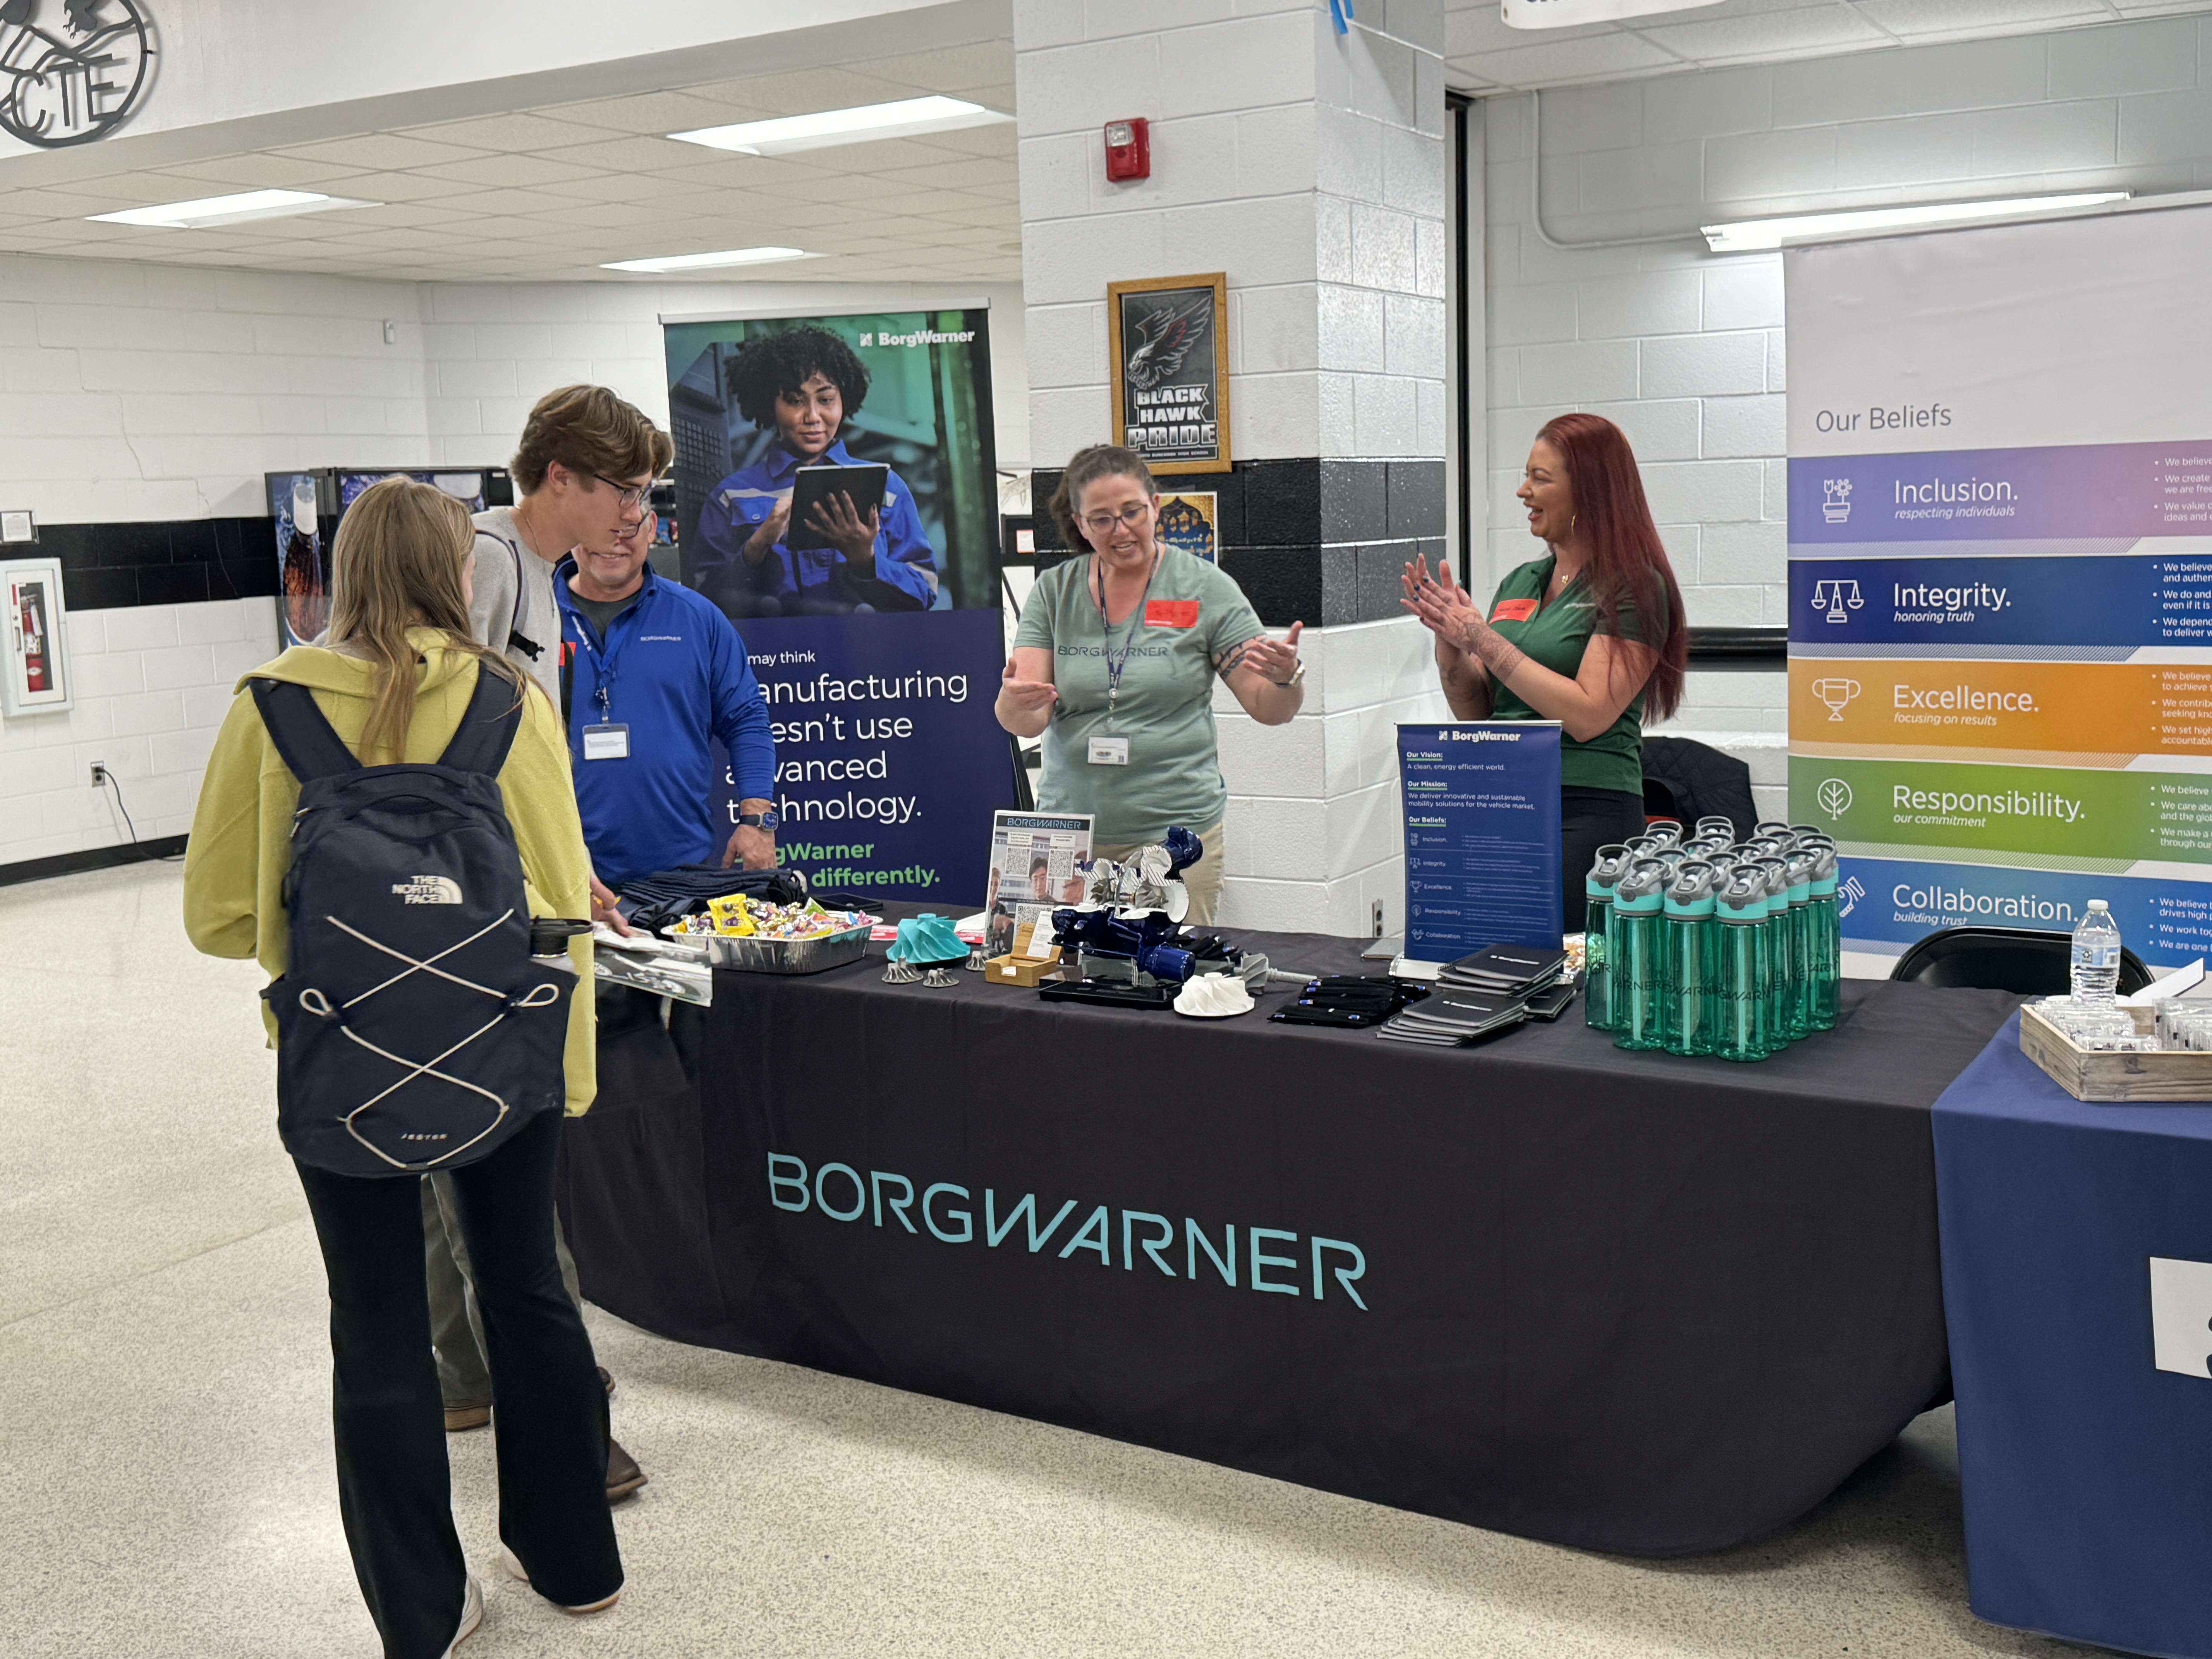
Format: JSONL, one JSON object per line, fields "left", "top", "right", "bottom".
{"left": 694, "top": 438, "right": 938, "bottom": 611}
{"left": 553, "top": 558, "right": 776, "bottom": 886}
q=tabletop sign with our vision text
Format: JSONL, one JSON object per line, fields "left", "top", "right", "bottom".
{"left": 1397, "top": 722, "right": 1563, "bottom": 962}
{"left": 1108, "top": 273, "right": 1230, "bottom": 476}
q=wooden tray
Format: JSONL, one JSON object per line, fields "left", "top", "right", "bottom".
{"left": 2018, "top": 1001, "right": 2212, "bottom": 1102}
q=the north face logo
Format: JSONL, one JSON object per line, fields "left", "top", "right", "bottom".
{"left": 392, "top": 876, "right": 463, "bottom": 905}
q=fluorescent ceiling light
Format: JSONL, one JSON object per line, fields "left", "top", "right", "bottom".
{"left": 1503, "top": 0, "right": 1723, "bottom": 26}
{"left": 1702, "top": 191, "right": 2130, "bottom": 253}
{"left": 87, "top": 189, "right": 379, "bottom": 230}
{"left": 601, "top": 246, "right": 814, "bottom": 275}
{"left": 668, "top": 95, "right": 1009, "bottom": 157}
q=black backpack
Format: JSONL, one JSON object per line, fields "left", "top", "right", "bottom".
{"left": 252, "top": 666, "right": 578, "bottom": 1177}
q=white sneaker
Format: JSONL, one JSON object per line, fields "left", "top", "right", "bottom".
{"left": 500, "top": 1542, "right": 622, "bottom": 1615}
{"left": 440, "top": 1573, "right": 483, "bottom": 1656}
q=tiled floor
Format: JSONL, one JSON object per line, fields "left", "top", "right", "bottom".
{"left": 1, "top": 861, "right": 2088, "bottom": 1657}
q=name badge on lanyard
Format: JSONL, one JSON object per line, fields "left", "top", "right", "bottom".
{"left": 1088, "top": 735, "right": 1130, "bottom": 766}
{"left": 582, "top": 724, "right": 630, "bottom": 761}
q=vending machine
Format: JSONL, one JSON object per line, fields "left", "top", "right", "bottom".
{"left": 264, "top": 467, "right": 513, "bottom": 649}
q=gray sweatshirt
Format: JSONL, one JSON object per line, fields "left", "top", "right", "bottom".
{"left": 467, "top": 505, "right": 565, "bottom": 709}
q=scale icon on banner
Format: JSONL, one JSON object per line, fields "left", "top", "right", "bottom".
{"left": 1811, "top": 579, "right": 1864, "bottom": 624}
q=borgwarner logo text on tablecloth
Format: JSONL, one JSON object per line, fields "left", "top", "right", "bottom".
{"left": 766, "top": 1154, "right": 1370, "bottom": 1309}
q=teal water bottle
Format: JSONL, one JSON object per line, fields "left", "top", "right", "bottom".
{"left": 1716, "top": 869, "right": 1769, "bottom": 1061}
{"left": 1663, "top": 861, "right": 1721, "bottom": 1057}
{"left": 1755, "top": 820, "right": 1794, "bottom": 840}
{"left": 1695, "top": 816, "right": 1737, "bottom": 842}
{"left": 1783, "top": 849, "right": 1818, "bottom": 1042}
{"left": 1582, "top": 844, "right": 1632, "bottom": 1031}
{"left": 1609, "top": 858, "right": 1669, "bottom": 1052}
{"left": 1753, "top": 857, "right": 1793, "bottom": 1048}
{"left": 1645, "top": 818, "right": 1683, "bottom": 848}
{"left": 1801, "top": 840, "right": 1841, "bottom": 1031}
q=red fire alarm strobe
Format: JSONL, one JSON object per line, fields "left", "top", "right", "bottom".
{"left": 1104, "top": 118, "right": 1150, "bottom": 182}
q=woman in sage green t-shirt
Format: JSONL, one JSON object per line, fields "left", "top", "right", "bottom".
{"left": 1401, "top": 412, "right": 1688, "bottom": 931}
{"left": 997, "top": 445, "right": 1306, "bottom": 924}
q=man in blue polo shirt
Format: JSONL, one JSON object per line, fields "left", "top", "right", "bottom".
{"left": 692, "top": 325, "right": 938, "bottom": 617}
{"left": 556, "top": 515, "right": 778, "bottom": 921}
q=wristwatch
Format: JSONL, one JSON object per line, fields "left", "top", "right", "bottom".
{"left": 1274, "top": 660, "right": 1306, "bottom": 690}
{"left": 738, "top": 808, "right": 781, "bottom": 831}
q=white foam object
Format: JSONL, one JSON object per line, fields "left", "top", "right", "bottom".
{"left": 2120, "top": 958, "right": 2205, "bottom": 1008}
{"left": 1176, "top": 974, "right": 1255, "bottom": 1017}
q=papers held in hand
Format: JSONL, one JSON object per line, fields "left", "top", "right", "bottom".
{"left": 785, "top": 462, "right": 890, "bottom": 553}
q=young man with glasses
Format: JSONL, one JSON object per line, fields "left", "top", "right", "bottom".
{"left": 435, "top": 383, "right": 677, "bottom": 1504}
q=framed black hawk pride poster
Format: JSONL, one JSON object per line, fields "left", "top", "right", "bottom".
{"left": 1108, "top": 272, "right": 1230, "bottom": 476}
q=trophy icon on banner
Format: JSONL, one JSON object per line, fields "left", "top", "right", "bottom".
{"left": 1811, "top": 677, "right": 1860, "bottom": 721}
{"left": 1822, "top": 478, "right": 1853, "bottom": 524}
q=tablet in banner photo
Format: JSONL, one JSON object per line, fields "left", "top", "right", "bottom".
{"left": 1786, "top": 554, "right": 2212, "bottom": 651}
{"left": 1788, "top": 659, "right": 2212, "bottom": 759}
{"left": 1788, "top": 441, "right": 2212, "bottom": 544}
{"left": 1832, "top": 856, "right": 2212, "bottom": 968}
{"left": 1788, "top": 756, "right": 2212, "bottom": 865}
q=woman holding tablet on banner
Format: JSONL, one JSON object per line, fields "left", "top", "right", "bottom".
{"left": 996, "top": 445, "right": 1305, "bottom": 925}
{"left": 1402, "top": 412, "right": 1688, "bottom": 931}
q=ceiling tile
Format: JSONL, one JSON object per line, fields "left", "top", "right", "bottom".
{"left": 410, "top": 154, "right": 611, "bottom": 189}
{"left": 274, "top": 133, "right": 499, "bottom": 170}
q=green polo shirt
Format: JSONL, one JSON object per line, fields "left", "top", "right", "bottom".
{"left": 1486, "top": 555, "right": 1658, "bottom": 796}
{"left": 1013, "top": 549, "right": 1265, "bottom": 844}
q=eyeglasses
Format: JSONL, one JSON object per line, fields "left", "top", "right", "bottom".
{"left": 586, "top": 474, "right": 656, "bottom": 510}
{"left": 1080, "top": 501, "right": 1152, "bottom": 536}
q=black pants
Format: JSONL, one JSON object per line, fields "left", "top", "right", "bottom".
{"left": 295, "top": 1109, "right": 621, "bottom": 1659}
{"left": 1561, "top": 786, "right": 1647, "bottom": 933}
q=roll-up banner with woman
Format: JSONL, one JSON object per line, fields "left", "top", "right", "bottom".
{"left": 664, "top": 304, "right": 1011, "bottom": 903}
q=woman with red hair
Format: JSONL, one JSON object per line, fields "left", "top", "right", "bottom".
{"left": 1402, "top": 412, "right": 1689, "bottom": 930}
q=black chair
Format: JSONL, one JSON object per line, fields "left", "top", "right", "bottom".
{"left": 1889, "top": 926, "right": 2153, "bottom": 996}
{"left": 1641, "top": 736, "right": 1759, "bottom": 841}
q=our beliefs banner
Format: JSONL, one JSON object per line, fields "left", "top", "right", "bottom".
{"left": 1786, "top": 204, "right": 2212, "bottom": 968}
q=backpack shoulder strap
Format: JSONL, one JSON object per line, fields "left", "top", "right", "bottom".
{"left": 437, "top": 660, "right": 523, "bottom": 778}
{"left": 249, "top": 677, "right": 362, "bottom": 783}
{"left": 476, "top": 524, "right": 543, "bottom": 663}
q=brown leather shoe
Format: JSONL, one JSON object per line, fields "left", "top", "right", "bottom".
{"left": 606, "top": 1437, "right": 648, "bottom": 1503}
{"left": 445, "top": 1403, "right": 491, "bottom": 1432}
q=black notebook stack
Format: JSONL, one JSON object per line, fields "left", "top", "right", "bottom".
{"left": 1376, "top": 943, "right": 1572, "bottom": 1047}
{"left": 1438, "top": 943, "right": 1568, "bottom": 999}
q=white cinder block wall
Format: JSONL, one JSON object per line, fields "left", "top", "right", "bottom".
{"left": 1479, "top": 12, "right": 2212, "bottom": 821}
{"left": 0, "top": 259, "right": 1028, "bottom": 870}
{"left": 1016, "top": 0, "right": 1454, "bottom": 935}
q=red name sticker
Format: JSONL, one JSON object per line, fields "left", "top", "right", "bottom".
{"left": 1491, "top": 598, "right": 1539, "bottom": 623}
{"left": 1145, "top": 600, "right": 1200, "bottom": 629}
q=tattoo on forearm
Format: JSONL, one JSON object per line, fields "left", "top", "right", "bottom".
{"left": 1462, "top": 620, "right": 1527, "bottom": 685}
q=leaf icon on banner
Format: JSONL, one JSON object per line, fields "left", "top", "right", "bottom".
{"left": 1817, "top": 779, "right": 1853, "bottom": 819}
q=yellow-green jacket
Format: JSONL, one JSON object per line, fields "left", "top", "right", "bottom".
{"left": 182, "top": 630, "right": 598, "bottom": 1115}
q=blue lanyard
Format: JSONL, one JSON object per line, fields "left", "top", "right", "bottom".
{"left": 1089, "top": 550, "right": 1160, "bottom": 719}
{"left": 569, "top": 594, "right": 638, "bottom": 721}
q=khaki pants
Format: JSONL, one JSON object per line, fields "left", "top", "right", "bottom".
{"left": 1092, "top": 820, "right": 1226, "bottom": 926}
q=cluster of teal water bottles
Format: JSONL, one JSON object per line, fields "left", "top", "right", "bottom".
{"left": 1582, "top": 817, "right": 1843, "bottom": 1062}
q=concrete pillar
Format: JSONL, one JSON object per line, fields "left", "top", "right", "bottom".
{"left": 1014, "top": 0, "right": 1453, "bottom": 936}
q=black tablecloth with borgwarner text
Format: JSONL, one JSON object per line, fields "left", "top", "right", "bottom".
{"left": 557, "top": 926, "right": 2017, "bottom": 1557}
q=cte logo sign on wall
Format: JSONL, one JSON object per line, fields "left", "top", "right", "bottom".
{"left": 0, "top": 0, "right": 154, "bottom": 149}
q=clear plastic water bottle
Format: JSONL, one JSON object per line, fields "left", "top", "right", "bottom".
{"left": 1582, "top": 844, "right": 1633, "bottom": 1031}
{"left": 1609, "top": 858, "right": 1670, "bottom": 1052}
{"left": 2069, "top": 900, "right": 2122, "bottom": 1008}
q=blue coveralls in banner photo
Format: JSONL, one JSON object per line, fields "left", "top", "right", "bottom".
{"left": 709, "top": 610, "right": 1012, "bottom": 905}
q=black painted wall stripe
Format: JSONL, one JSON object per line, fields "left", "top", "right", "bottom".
{"left": 36, "top": 517, "right": 278, "bottom": 612}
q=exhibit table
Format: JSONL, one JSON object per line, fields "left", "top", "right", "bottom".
{"left": 1933, "top": 1012, "right": 2212, "bottom": 1659}
{"left": 560, "top": 926, "right": 2015, "bottom": 1557}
